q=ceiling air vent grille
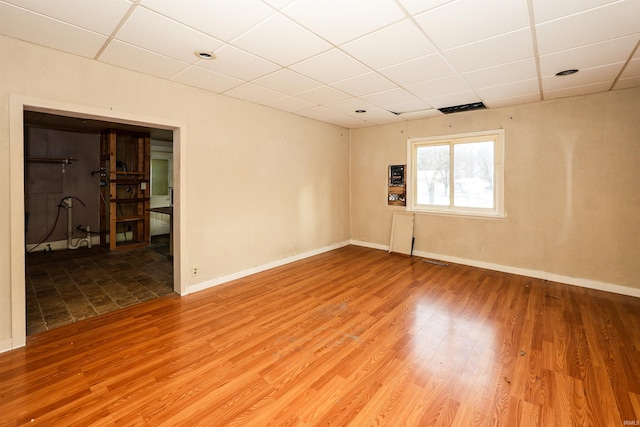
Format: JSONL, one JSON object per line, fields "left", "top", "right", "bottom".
{"left": 438, "top": 102, "right": 486, "bottom": 114}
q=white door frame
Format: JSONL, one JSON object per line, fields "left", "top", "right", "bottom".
{"left": 9, "top": 95, "right": 188, "bottom": 350}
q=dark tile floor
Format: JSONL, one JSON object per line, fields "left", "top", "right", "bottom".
{"left": 25, "top": 235, "right": 174, "bottom": 335}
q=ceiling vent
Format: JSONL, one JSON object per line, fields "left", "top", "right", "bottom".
{"left": 438, "top": 102, "right": 486, "bottom": 114}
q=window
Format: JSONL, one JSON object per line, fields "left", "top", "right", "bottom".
{"left": 407, "top": 129, "right": 504, "bottom": 218}
{"left": 151, "top": 158, "right": 170, "bottom": 197}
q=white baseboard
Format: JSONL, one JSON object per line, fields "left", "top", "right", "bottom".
{"left": 349, "top": 239, "right": 390, "bottom": 252}
{"left": 0, "top": 338, "right": 16, "bottom": 354}
{"left": 187, "top": 240, "right": 351, "bottom": 295}
{"left": 349, "top": 240, "right": 640, "bottom": 299}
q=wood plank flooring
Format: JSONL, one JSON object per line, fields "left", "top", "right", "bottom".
{"left": 1, "top": 245, "right": 639, "bottom": 426}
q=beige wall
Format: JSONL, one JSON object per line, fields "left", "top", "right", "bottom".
{"left": 351, "top": 87, "right": 640, "bottom": 290}
{"left": 0, "top": 35, "right": 350, "bottom": 349}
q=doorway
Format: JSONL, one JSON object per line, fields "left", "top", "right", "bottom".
{"left": 8, "top": 96, "right": 186, "bottom": 347}
{"left": 23, "top": 112, "right": 175, "bottom": 334}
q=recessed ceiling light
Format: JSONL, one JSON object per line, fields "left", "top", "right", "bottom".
{"left": 555, "top": 69, "right": 579, "bottom": 76}
{"left": 355, "top": 110, "right": 366, "bottom": 113}
{"left": 195, "top": 50, "right": 216, "bottom": 60}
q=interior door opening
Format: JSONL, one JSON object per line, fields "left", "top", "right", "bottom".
{"left": 23, "top": 111, "right": 176, "bottom": 335}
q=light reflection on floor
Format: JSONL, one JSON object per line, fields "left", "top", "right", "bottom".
{"left": 408, "top": 298, "right": 498, "bottom": 396}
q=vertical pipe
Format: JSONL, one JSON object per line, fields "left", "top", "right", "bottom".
{"left": 65, "top": 198, "right": 74, "bottom": 247}
{"left": 63, "top": 197, "right": 91, "bottom": 250}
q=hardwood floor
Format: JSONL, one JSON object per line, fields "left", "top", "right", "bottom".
{"left": 1, "top": 245, "right": 639, "bottom": 426}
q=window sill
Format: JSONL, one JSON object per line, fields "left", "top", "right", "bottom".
{"left": 406, "top": 208, "right": 507, "bottom": 220}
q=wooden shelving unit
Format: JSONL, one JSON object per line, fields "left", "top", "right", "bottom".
{"left": 100, "top": 129, "right": 151, "bottom": 251}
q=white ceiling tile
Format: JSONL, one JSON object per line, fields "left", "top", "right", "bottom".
{"left": 536, "top": 1, "right": 640, "bottom": 55}
{"left": 171, "top": 66, "right": 244, "bottom": 93}
{"left": 223, "top": 83, "right": 287, "bottom": 105}
{"left": 443, "top": 28, "right": 534, "bottom": 74}
{"left": 253, "top": 69, "right": 322, "bottom": 95}
{"left": 232, "top": 13, "right": 331, "bottom": 66}
{"left": 422, "top": 91, "right": 481, "bottom": 109}
{"left": 324, "top": 98, "right": 378, "bottom": 115}
{"left": 379, "top": 53, "right": 455, "bottom": 87}
{"left": 414, "top": 0, "right": 530, "bottom": 50}
{"left": 265, "top": 96, "right": 316, "bottom": 112}
{"left": 400, "top": 109, "right": 442, "bottom": 120}
{"left": 294, "top": 86, "right": 351, "bottom": 105}
{"left": 396, "top": 0, "right": 454, "bottom": 16}
{"left": 614, "top": 75, "right": 640, "bottom": 90}
{"left": 99, "top": 40, "right": 190, "bottom": 78}
{"left": 483, "top": 93, "right": 540, "bottom": 108}
{"left": 341, "top": 19, "right": 436, "bottom": 70}
{"left": 406, "top": 75, "right": 471, "bottom": 99}
{"left": 115, "top": 7, "right": 223, "bottom": 64}
{"left": 140, "top": 0, "right": 274, "bottom": 42}
{"left": 544, "top": 81, "right": 612, "bottom": 100}
{"left": 323, "top": 114, "right": 370, "bottom": 128}
{"left": 2, "top": 0, "right": 131, "bottom": 35}
{"left": 384, "top": 99, "right": 434, "bottom": 115}
{"left": 196, "top": 45, "right": 280, "bottom": 81}
{"left": 462, "top": 58, "right": 538, "bottom": 89}
{"left": 532, "top": 0, "right": 618, "bottom": 24}
{"left": 332, "top": 72, "right": 397, "bottom": 97}
{"left": 541, "top": 63, "right": 623, "bottom": 92}
{"left": 290, "top": 49, "right": 370, "bottom": 85}
{"left": 620, "top": 58, "right": 640, "bottom": 79}
{"left": 0, "top": 2, "right": 108, "bottom": 58}
{"left": 539, "top": 35, "right": 639, "bottom": 77}
{"left": 475, "top": 79, "right": 539, "bottom": 100}
{"left": 282, "top": 0, "right": 405, "bottom": 45}
{"left": 262, "top": 0, "right": 296, "bottom": 8}
{"left": 361, "top": 88, "right": 421, "bottom": 109}
{"left": 297, "top": 105, "right": 343, "bottom": 120}
{"left": 353, "top": 108, "right": 406, "bottom": 125}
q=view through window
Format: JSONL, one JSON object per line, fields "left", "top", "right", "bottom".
{"left": 408, "top": 130, "right": 504, "bottom": 218}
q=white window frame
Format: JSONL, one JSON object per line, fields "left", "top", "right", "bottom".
{"left": 406, "top": 129, "right": 505, "bottom": 218}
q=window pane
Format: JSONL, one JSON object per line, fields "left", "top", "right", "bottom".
{"left": 416, "top": 144, "right": 450, "bottom": 206}
{"left": 151, "top": 159, "right": 169, "bottom": 196}
{"left": 453, "top": 141, "right": 494, "bottom": 208}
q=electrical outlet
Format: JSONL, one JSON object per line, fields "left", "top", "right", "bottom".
{"left": 192, "top": 266, "right": 198, "bottom": 276}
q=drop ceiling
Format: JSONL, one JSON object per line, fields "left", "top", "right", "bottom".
{"left": 2, "top": 0, "right": 639, "bottom": 128}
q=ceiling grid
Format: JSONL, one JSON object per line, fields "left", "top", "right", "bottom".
{"left": 1, "top": 0, "right": 638, "bottom": 128}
